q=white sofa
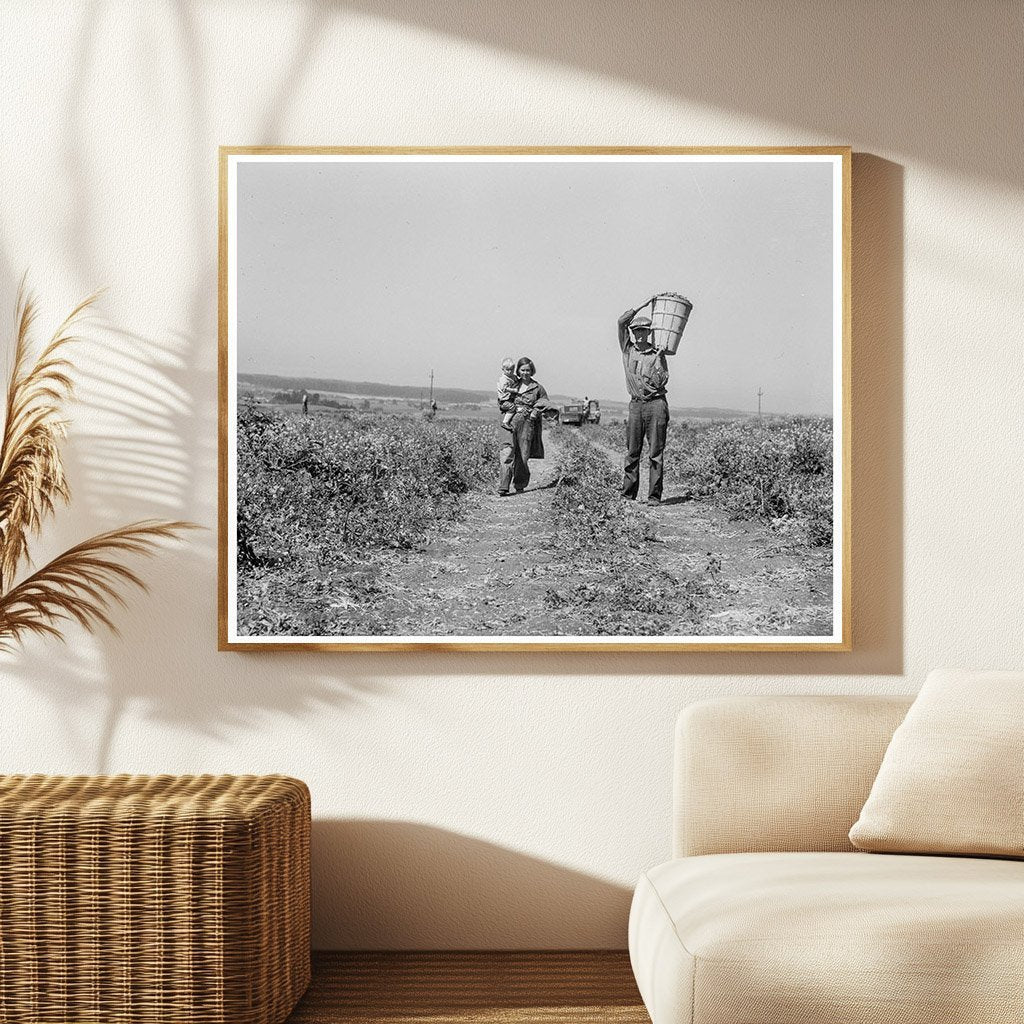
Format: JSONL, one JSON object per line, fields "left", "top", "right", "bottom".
{"left": 628, "top": 695, "right": 1024, "bottom": 1024}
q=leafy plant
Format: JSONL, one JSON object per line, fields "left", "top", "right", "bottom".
{"left": 663, "top": 416, "right": 834, "bottom": 546}
{"left": 0, "top": 282, "right": 194, "bottom": 650}
{"left": 235, "top": 402, "right": 499, "bottom": 636}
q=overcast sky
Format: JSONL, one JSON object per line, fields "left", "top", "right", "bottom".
{"left": 236, "top": 156, "right": 837, "bottom": 414}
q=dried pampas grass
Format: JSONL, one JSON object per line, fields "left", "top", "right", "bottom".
{"left": 0, "top": 279, "right": 195, "bottom": 650}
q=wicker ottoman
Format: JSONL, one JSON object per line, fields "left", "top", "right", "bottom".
{"left": 0, "top": 774, "right": 310, "bottom": 1024}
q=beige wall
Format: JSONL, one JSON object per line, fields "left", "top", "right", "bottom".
{"left": 1, "top": 1, "right": 1021, "bottom": 948}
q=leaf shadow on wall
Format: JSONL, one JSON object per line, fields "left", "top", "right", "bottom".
{"left": 0, "top": 317, "right": 387, "bottom": 773}
{"left": 0, "top": 0, "right": 383, "bottom": 773}
{"left": 1, "top": 6, "right": 910, "bottom": 775}
{"left": 311, "top": 819, "right": 634, "bottom": 950}
{"left": 334, "top": 0, "right": 1020, "bottom": 187}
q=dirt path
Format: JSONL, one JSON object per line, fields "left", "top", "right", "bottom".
{"left": 375, "top": 432, "right": 568, "bottom": 636}
{"left": 376, "top": 427, "right": 831, "bottom": 638}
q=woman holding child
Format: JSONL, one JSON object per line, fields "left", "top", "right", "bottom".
{"left": 497, "top": 356, "right": 549, "bottom": 496}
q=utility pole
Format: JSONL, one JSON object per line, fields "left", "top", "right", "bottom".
{"left": 429, "top": 369, "right": 434, "bottom": 405}
{"left": 757, "top": 387, "right": 763, "bottom": 424}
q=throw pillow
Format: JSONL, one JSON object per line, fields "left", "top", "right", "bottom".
{"left": 850, "top": 668, "right": 1024, "bottom": 857}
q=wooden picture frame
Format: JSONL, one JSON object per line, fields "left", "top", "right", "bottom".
{"left": 219, "top": 147, "right": 851, "bottom": 651}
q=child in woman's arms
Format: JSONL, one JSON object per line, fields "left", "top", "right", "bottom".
{"left": 496, "top": 356, "right": 519, "bottom": 430}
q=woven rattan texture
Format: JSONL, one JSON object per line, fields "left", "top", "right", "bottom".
{"left": 0, "top": 774, "right": 311, "bottom": 1024}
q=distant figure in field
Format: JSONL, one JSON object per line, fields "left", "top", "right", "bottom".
{"left": 301, "top": 390, "right": 309, "bottom": 416}
{"left": 617, "top": 298, "right": 669, "bottom": 505}
{"left": 497, "top": 357, "right": 549, "bottom": 496}
{"left": 431, "top": 399, "right": 438, "bottom": 414}
{"left": 496, "top": 356, "right": 519, "bottom": 431}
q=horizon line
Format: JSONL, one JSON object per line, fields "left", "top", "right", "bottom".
{"left": 238, "top": 372, "right": 833, "bottom": 419}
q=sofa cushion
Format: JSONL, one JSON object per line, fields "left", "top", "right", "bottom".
{"left": 849, "top": 668, "right": 1024, "bottom": 857}
{"left": 629, "top": 852, "right": 1024, "bottom": 1024}
{"left": 675, "top": 695, "right": 912, "bottom": 857}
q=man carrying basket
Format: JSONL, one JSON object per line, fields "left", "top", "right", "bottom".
{"left": 617, "top": 297, "right": 671, "bottom": 505}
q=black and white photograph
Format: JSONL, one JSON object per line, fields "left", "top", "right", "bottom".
{"left": 220, "top": 148, "right": 850, "bottom": 650}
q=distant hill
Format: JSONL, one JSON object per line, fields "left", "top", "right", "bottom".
{"left": 239, "top": 373, "right": 492, "bottom": 405}
{"left": 673, "top": 406, "right": 754, "bottom": 419}
{"left": 238, "top": 373, "right": 753, "bottom": 419}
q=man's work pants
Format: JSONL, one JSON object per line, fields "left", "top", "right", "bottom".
{"left": 621, "top": 397, "right": 669, "bottom": 501}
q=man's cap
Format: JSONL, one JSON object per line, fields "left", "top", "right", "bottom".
{"left": 630, "top": 315, "right": 653, "bottom": 330}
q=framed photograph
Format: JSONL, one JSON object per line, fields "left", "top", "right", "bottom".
{"left": 219, "top": 147, "right": 850, "bottom": 651}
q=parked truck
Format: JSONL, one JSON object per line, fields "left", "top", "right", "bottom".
{"left": 557, "top": 398, "right": 601, "bottom": 426}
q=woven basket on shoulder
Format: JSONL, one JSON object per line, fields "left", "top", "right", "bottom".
{"left": 0, "top": 774, "right": 311, "bottom": 1024}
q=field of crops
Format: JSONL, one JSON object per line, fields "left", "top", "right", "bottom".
{"left": 235, "top": 401, "right": 834, "bottom": 638}
{"left": 589, "top": 414, "right": 833, "bottom": 547}
{"left": 236, "top": 401, "right": 499, "bottom": 635}
{"left": 668, "top": 416, "right": 833, "bottom": 545}
{"left": 577, "top": 414, "right": 835, "bottom": 635}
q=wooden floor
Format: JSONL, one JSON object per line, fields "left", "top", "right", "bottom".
{"left": 286, "top": 951, "right": 649, "bottom": 1023}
